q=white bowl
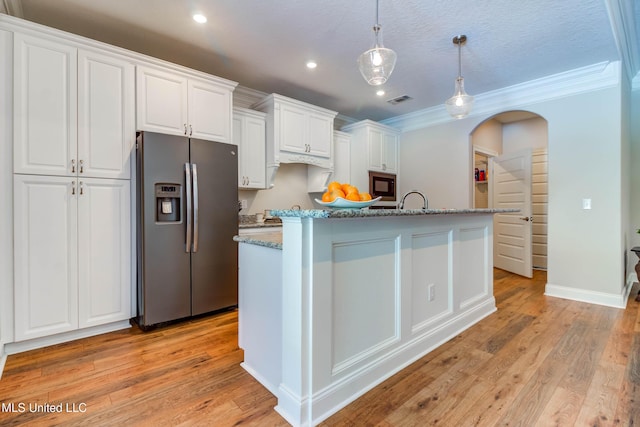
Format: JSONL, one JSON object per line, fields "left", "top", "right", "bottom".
{"left": 314, "top": 196, "right": 382, "bottom": 209}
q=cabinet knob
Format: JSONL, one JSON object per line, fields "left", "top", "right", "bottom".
{"left": 71, "top": 159, "right": 76, "bottom": 173}
{"left": 71, "top": 181, "right": 76, "bottom": 195}
{"left": 79, "top": 160, "right": 84, "bottom": 174}
{"left": 184, "top": 124, "right": 187, "bottom": 135}
{"left": 189, "top": 124, "right": 193, "bottom": 136}
{"left": 79, "top": 181, "right": 84, "bottom": 195}
{"left": 382, "top": 163, "right": 387, "bottom": 171}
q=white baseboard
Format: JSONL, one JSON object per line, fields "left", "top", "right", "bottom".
{"left": 0, "top": 347, "right": 6, "bottom": 379}
{"left": 4, "top": 320, "right": 131, "bottom": 355}
{"left": 545, "top": 281, "right": 633, "bottom": 308}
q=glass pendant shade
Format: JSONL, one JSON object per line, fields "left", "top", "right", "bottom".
{"left": 445, "top": 76, "right": 474, "bottom": 119}
{"left": 358, "top": 25, "right": 397, "bottom": 86}
{"left": 445, "top": 35, "right": 474, "bottom": 119}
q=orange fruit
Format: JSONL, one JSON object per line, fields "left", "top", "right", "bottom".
{"left": 321, "top": 191, "right": 332, "bottom": 202}
{"left": 328, "top": 181, "right": 342, "bottom": 192}
{"left": 342, "top": 184, "right": 358, "bottom": 195}
{"left": 359, "top": 192, "right": 372, "bottom": 201}
{"left": 345, "top": 192, "right": 360, "bottom": 201}
{"left": 329, "top": 189, "right": 345, "bottom": 201}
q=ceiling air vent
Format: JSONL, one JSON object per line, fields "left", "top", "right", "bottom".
{"left": 387, "top": 95, "right": 413, "bottom": 105}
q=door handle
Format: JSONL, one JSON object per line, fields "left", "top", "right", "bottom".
{"left": 519, "top": 216, "right": 533, "bottom": 222}
{"left": 191, "top": 163, "right": 199, "bottom": 253}
{"left": 185, "top": 163, "right": 192, "bottom": 253}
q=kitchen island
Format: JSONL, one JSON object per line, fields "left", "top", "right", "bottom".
{"left": 234, "top": 207, "right": 516, "bottom": 427}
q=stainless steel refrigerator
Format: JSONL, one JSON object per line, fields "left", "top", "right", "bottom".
{"left": 136, "top": 131, "right": 238, "bottom": 328}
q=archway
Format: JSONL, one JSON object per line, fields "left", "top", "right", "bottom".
{"left": 470, "top": 110, "right": 549, "bottom": 275}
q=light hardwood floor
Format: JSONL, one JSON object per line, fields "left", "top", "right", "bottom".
{"left": 1, "top": 269, "right": 639, "bottom": 426}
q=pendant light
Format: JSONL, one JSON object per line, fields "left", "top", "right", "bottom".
{"left": 357, "top": 0, "right": 397, "bottom": 86}
{"left": 445, "top": 35, "right": 474, "bottom": 119}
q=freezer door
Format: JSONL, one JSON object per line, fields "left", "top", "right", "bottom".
{"left": 189, "top": 138, "right": 239, "bottom": 315}
{"left": 138, "top": 132, "right": 191, "bottom": 325}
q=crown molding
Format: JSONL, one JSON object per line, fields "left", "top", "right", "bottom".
{"left": 382, "top": 61, "right": 621, "bottom": 132}
{"left": 604, "top": 0, "right": 639, "bottom": 86}
{"left": 233, "top": 85, "right": 268, "bottom": 109}
{"left": 0, "top": 0, "right": 23, "bottom": 17}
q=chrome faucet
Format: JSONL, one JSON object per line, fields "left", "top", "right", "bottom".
{"left": 398, "top": 190, "right": 428, "bottom": 210}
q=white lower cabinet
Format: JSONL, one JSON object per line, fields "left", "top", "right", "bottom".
{"left": 13, "top": 174, "right": 130, "bottom": 341}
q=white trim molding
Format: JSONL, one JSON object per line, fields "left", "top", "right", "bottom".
{"left": 382, "top": 61, "right": 621, "bottom": 132}
{"left": 545, "top": 280, "right": 634, "bottom": 309}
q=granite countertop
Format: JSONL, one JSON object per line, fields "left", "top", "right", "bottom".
{"left": 234, "top": 232, "right": 283, "bottom": 250}
{"left": 269, "top": 208, "right": 520, "bottom": 219}
{"left": 238, "top": 221, "right": 283, "bottom": 229}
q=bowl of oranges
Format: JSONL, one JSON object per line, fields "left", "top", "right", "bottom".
{"left": 315, "top": 181, "right": 382, "bottom": 209}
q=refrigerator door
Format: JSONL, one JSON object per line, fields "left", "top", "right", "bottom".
{"left": 138, "top": 132, "right": 191, "bottom": 325}
{"left": 189, "top": 138, "right": 239, "bottom": 315}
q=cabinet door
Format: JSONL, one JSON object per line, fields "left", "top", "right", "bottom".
{"left": 14, "top": 34, "right": 77, "bottom": 177}
{"left": 382, "top": 132, "right": 398, "bottom": 173}
{"left": 367, "top": 127, "right": 384, "bottom": 171}
{"left": 243, "top": 115, "right": 266, "bottom": 188}
{"left": 188, "top": 79, "right": 232, "bottom": 143}
{"left": 14, "top": 175, "right": 78, "bottom": 341}
{"left": 78, "top": 178, "right": 131, "bottom": 328}
{"left": 78, "top": 50, "right": 134, "bottom": 179}
{"left": 307, "top": 112, "right": 332, "bottom": 158}
{"left": 136, "top": 65, "right": 188, "bottom": 136}
{"left": 233, "top": 115, "right": 245, "bottom": 186}
{"left": 279, "top": 103, "right": 307, "bottom": 154}
{"left": 333, "top": 132, "right": 351, "bottom": 184}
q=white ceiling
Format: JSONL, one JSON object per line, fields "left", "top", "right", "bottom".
{"left": 4, "top": 0, "right": 639, "bottom": 121}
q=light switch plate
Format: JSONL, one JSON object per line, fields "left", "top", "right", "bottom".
{"left": 582, "top": 198, "right": 592, "bottom": 210}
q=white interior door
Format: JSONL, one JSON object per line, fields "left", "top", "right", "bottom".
{"left": 491, "top": 150, "right": 533, "bottom": 278}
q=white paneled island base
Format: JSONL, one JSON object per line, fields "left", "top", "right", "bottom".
{"left": 236, "top": 208, "right": 514, "bottom": 426}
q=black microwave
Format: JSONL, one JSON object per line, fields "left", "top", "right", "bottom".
{"left": 369, "top": 171, "right": 397, "bottom": 201}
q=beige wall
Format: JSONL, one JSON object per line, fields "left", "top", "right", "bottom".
{"left": 400, "top": 84, "right": 626, "bottom": 301}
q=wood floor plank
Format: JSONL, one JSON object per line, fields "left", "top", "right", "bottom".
{"left": 2, "top": 270, "right": 640, "bottom": 426}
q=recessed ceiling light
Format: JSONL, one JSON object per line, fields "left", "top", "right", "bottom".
{"left": 306, "top": 61, "right": 317, "bottom": 69}
{"left": 376, "top": 90, "right": 386, "bottom": 96}
{"left": 193, "top": 14, "right": 207, "bottom": 23}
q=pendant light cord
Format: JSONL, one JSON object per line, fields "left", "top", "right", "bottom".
{"left": 457, "top": 39, "right": 462, "bottom": 78}
{"left": 375, "top": 0, "right": 380, "bottom": 26}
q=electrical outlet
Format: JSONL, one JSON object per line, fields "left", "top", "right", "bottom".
{"left": 582, "top": 198, "right": 591, "bottom": 210}
{"left": 428, "top": 284, "right": 435, "bottom": 301}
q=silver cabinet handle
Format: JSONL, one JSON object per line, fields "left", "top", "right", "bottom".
{"left": 520, "top": 216, "right": 533, "bottom": 222}
{"left": 79, "top": 159, "right": 84, "bottom": 174}
{"left": 189, "top": 124, "right": 193, "bottom": 136}
{"left": 191, "top": 163, "right": 199, "bottom": 253}
{"left": 185, "top": 163, "right": 192, "bottom": 253}
{"left": 184, "top": 124, "right": 187, "bottom": 135}
{"left": 71, "top": 181, "right": 76, "bottom": 195}
{"left": 71, "top": 159, "right": 76, "bottom": 173}
{"left": 79, "top": 181, "right": 84, "bottom": 195}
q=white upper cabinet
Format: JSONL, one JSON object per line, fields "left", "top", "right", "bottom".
{"left": 78, "top": 50, "right": 135, "bottom": 179}
{"left": 252, "top": 93, "right": 338, "bottom": 188}
{"left": 342, "top": 120, "right": 400, "bottom": 192}
{"left": 234, "top": 107, "right": 266, "bottom": 189}
{"left": 332, "top": 131, "right": 352, "bottom": 184}
{"left": 13, "top": 33, "right": 134, "bottom": 179}
{"left": 136, "top": 65, "right": 235, "bottom": 144}
{"left": 14, "top": 33, "right": 77, "bottom": 177}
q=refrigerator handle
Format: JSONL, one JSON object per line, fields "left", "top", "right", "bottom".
{"left": 192, "top": 163, "right": 199, "bottom": 252}
{"left": 185, "top": 162, "right": 192, "bottom": 253}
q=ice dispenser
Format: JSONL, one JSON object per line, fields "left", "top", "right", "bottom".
{"left": 155, "top": 184, "right": 182, "bottom": 223}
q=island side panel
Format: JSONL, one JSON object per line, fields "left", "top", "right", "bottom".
{"left": 303, "top": 214, "right": 497, "bottom": 425}
{"left": 237, "top": 242, "right": 283, "bottom": 396}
